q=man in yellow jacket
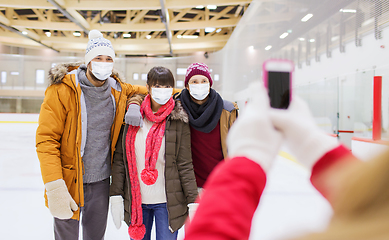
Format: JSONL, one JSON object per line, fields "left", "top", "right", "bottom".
{"left": 36, "top": 29, "right": 147, "bottom": 239}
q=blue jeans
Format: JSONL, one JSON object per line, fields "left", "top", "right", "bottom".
{"left": 140, "top": 203, "right": 177, "bottom": 240}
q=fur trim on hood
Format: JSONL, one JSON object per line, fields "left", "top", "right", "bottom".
{"left": 48, "top": 62, "right": 125, "bottom": 86}
{"left": 170, "top": 100, "right": 189, "bottom": 124}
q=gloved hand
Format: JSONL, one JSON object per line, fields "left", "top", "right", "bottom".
{"left": 188, "top": 203, "right": 199, "bottom": 221}
{"left": 125, "top": 104, "right": 143, "bottom": 127}
{"left": 110, "top": 195, "right": 124, "bottom": 229}
{"left": 45, "top": 179, "right": 78, "bottom": 219}
{"left": 269, "top": 96, "right": 339, "bottom": 170}
{"left": 227, "top": 82, "right": 282, "bottom": 173}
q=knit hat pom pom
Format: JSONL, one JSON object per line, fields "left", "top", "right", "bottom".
{"left": 128, "top": 224, "right": 146, "bottom": 240}
{"left": 141, "top": 169, "right": 158, "bottom": 185}
{"left": 89, "top": 29, "right": 103, "bottom": 40}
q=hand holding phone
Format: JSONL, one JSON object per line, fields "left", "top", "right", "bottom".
{"left": 263, "top": 59, "right": 294, "bottom": 109}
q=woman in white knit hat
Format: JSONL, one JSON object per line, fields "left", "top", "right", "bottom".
{"left": 36, "top": 29, "right": 148, "bottom": 240}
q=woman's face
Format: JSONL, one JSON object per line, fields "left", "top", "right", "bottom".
{"left": 147, "top": 83, "right": 173, "bottom": 106}
{"left": 186, "top": 75, "right": 209, "bottom": 90}
{"left": 147, "top": 83, "right": 172, "bottom": 97}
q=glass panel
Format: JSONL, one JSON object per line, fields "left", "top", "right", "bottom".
{"left": 353, "top": 70, "right": 375, "bottom": 138}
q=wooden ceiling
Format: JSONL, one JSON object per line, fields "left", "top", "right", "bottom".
{"left": 0, "top": 0, "right": 252, "bottom": 56}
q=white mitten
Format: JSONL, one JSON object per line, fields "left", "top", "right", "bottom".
{"left": 110, "top": 195, "right": 124, "bottom": 229}
{"left": 188, "top": 203, "right": 199, "bottom": 221}
{"left": 227, "top": 82, "right": 282, "bottom": 173}
{"left": 269, "top": 96, "right": 339, "bottom": 170}
{"left": 45, "top": 179, "right": 78, "bottom": 219}
{"left": 125, "top": 104, "right": 143, "bottom": 127}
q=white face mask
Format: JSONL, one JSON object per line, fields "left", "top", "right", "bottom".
{"left": 189, "top": 83, "right": 210, "bottom": 100}
{"left": 151, "top": 88, "right": 173, "bottom": 105}
{"left": 91, "top": 61, "right": 114, "bottom": 81}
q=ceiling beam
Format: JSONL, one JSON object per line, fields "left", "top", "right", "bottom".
{"left": 0, "top": 0, "right": 252, "bottom": 10}
{"left": 47, "top": 0, "right": 90, "bottom": 33}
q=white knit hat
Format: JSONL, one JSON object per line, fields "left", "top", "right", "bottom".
{"left": 85, "top": 29, "right": 115, "bottom": 65}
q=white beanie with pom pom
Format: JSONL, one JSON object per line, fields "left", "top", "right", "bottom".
{"left": 85, "top": 29, "right": 115, "bottom": 65}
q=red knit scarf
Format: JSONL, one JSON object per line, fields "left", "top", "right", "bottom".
{"left": 125, "top": 95, "right": 175, "bottom": 240}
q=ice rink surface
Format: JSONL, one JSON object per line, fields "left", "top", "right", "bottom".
{"left": 0, "top": 113, "right": 332, "bottom": 240}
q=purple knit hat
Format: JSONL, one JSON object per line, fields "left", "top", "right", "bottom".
{"left": 184, "top": 63, "right": 213, "bottom": 87}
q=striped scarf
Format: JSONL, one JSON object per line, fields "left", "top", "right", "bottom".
{"left": 125, "top": 94, "right": 175, "bottom": 240}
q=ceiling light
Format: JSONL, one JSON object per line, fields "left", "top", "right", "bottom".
{"left": 205, "top": 27, "right": 216, "bottom": 33}
{"left": 45, "top": 32, "right": 51, "bottom": 37}
{"left": 123, "top": 33, "right": 131, "bottom": 38}
{"left": 73, "top": 32, "right": 81, "bottom": 37}
{"left": 146, "top": 35, "right": 151, "bottom": 39}
{"left": 340, "top": 9, "right": 357, "bottom": 13}
{"left": 216, "top": 28, "right": 222, "bottom": 33}
{"left": 22, "top": 31, "right": 28, "bottom": 35}
{"left": 196, "top": 5, "right": 204, "bottom": 9}
{"left": 177, "top": 35, "right": 183, "bottom": 38}
{"left": 309, "top": 39, "right": 315, "bottom": 42}
{"left": 248, "top": 46, "right": 254, "bottom": 51}
{"left": 299, "top": 38, "right": 305, "bottom": 41}
{"left": 182, "top": 35, "right": 198, "bottom": 39}
{"left": 287, "top": 29, "right": 293, "bottom": 33}
{"left": 280, "top": 32, "right": 289, "bottom": 39}
{"left": 207, "top": 5, "right": 217, "bottom": 10}
{"left": 301, "top": 13, "right": 313, "bottom": 22}
{"left": 265, "top": 45, "right": 272, "bottom": 51}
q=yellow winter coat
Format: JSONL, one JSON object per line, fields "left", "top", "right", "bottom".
{"left": 36, "top": 63, "right": 147, "bottom": 220}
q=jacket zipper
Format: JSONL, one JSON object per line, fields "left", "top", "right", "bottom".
{"left": 70, "top": 75, "right": 82, "bottom": 219}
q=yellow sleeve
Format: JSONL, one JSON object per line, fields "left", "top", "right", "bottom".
{"left": 36, "top": 85, "right": 66, "bottom": 184}
{"left": 123, "top": 83, "right": 148, "bottom": 97}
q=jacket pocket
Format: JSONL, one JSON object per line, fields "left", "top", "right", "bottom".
{"left": 62, "top": 165, "right": 77, "bottom": 197}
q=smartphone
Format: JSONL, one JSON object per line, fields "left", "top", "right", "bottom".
{"left": 262, "top": 59, "right": 294, "bottom": 109}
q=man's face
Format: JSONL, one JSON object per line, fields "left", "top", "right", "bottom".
{"left": 88, "top": 55, "right": 113, "bottom": 68}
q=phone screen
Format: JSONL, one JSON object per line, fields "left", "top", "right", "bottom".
{"left": 267, "top": 71, "right": 290, "bottom": 109}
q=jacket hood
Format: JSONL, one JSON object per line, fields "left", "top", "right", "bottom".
{"left": 170, "top": 100, "right": 189, "bottom": 123}
{"left": 48, "top": 62, "right": 125, "bottom": 86}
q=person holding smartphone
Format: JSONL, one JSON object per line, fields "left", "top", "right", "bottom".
{"left": 125, "top": 63, "right": 238, "bottom": 192}
{"left": 109, "top": 66, "right": 198, "bottom": 240}
{"left": 184, "top": 83, "right": 367, "bottom": 240}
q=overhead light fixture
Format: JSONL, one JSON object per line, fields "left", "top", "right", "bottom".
{"left": 146, "top": 35, "right": 151, "bottom": 39}
{"left": 287, "top": 29, "right": 293, "bottom": 33}
{"left": 340, "top": 9, "right": 357, "bottom": 13}
{"left": 280, "top": 32, "right": 289, "bottom": 39}
{"left": 248, "top": 46, "right": 255, "bottom": 51}
{"left": 196, "top": 5, "right": 204, "bottom": 9}
{"left": 301, "top": 13, "right": 313, "bottom": 22}
{"left": 331, "top": 36, "right": 339, "bottom": 42}
{"left": 205, "top": 27, "right": 216, "bottom": 33}
{"left": 22, "top": 31, "right": 28, "bottom": 35}
{"left": 309, "top": 39, "right": 315, "bottom": 42}
{"left": 73, "top": 32, "right": 81, "bottom": 37}
{"left": 177, "top": 35, "right": 182, "bottom": 38}
{"left": 216, "top": 28, "right": 222, "bottom": 33}
{"left": 45, "top": 32, "right": 51, "bottom": 37}
{"left": 299, "top": 38, "right": 305, "bottom": 41}
{"left": 265, "top": 45, "right": 272, "bottom": 51}
{"left": 207, "top": 5, "right": 217, "bottom": 10}
{"left": 123, "top": 33, "right": 131, "bottom": 38}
